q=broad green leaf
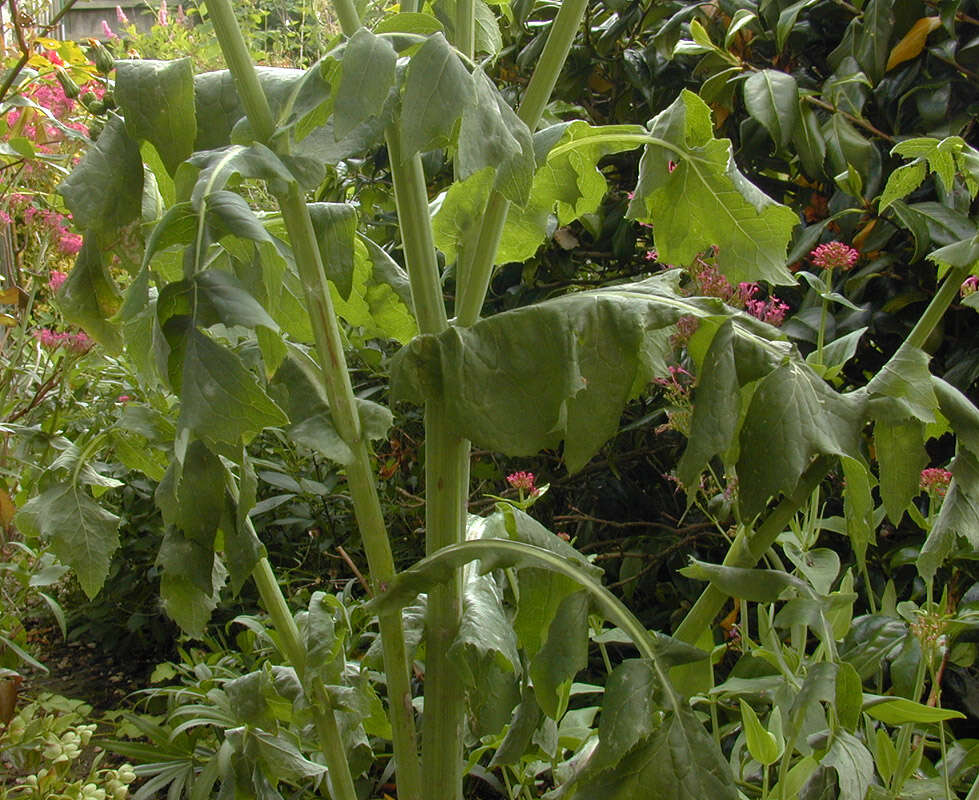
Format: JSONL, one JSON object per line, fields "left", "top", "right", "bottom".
{"left": 839, "top": 615, "right": 909, "bottom": 680}
{"left": 680, "top": 558, "right": 812, "bottom": 603}
{"left": 474, "top": 0, "right": 503, "bottom": 55}
{"left": 15, "top": 485, "right": 120, "bottom": 599}
{"left": 929, "top": 232, "right": 979, "bottom": 276}
{"left": 155, "top": 440, "right": 225, "bottom": 547}
{"left": 852, "top": 0, "right": 893, "bottom": 84}
{"left": 392, "top": 274, "right": 770, "bottom": 473}
{"left": 878, "top": 160, "right": 926, "bottom": 213}
{"left": 792, "top": 100, "right": 827, "bottom": 180}
{"left": 677, "top": 318, "right": 789, "bottom": 492}
{"left": 817, "top": 327, "right": 867, "bottom": 381}
{"left": 784, "top": 544, "right": 840, "bottom": 596}
{"left": 777, "top": 0, "right": 818, "bottom": 51}
{"left": 834, "top": 662, "right": 863, "bottom": 732}
{"left": 308, "top": 203, "right": 357, "bottom": 300}
{"left": 305, "top": 592, "right": 344, "bottom": 685}
{"left": 374, "top": 11, "right": 445, "bottom": 37}
{"left": 57, "top": 239, "right": 123, "bottom": 352}
{"left": 58, "top": 116, "right": 143, "bottom": 234}
{"left": 862, "top": 695, "right": 965, "bottom": 724}
{"left": 188, "top": 145, "right": 294, "bottom": 208}
{"left": 628, "top": 91, "right": 797, "bottom": 285}
{"left": 458, "top": 69, "right": 534, "bottom": 206}
{"left": 905, "top": 201, "right": 976, "bottom": 247}
{"left": 865, "top": 342, "right": 938, "bottom": 423}
{"left": 841, "top": 458, "right": 875, "bottom": 569}
{"left": 917, "top": 450, "right": 979, "bottom": 581}
{"left": 334, "top": 28, "right": 397, "bottom": 140}
{"left": 160, "top": 557, "right": 226, "bottom": 638}
{"left": 888, "top": 200, "right": 931, "bottom": 263}
{"left": 156, "top": 526, "right": 214, "bottom": 595}
{"left": 400, "top": 33, "right": 475, "bottom": 158}
{"left": 875, "top": 418, "right": 927, "bottom": 524}
{"left": 488, "top": 687, "right": 540, "bottom": 768}
{"left": 933, "top": 376, "right": 979, "bottom": 456}
{"left": 177, "top": 329, "right": 289, "bottom": 449}
{"left": 230, "top": 727, "right": 327, "bottom": 783}
{"left": 206, "top": 190, "right": 273, "bottom": 244}
{"left": 449, "top": 559, "right": 521, "bottom": 686}
{"left": 158, "top": 268, "right": 279, "bottom": 332}
{"left": 740, "top": 699, "right": 781, "bottom": 765}
{"left": 738, "top": 363, "right": 866, "bottom": 517}
{"left": 115, "top": 58, "right": 196, "bottom": 175}
{"left": 331, "top": 237, "right": 418, "bottom": 343}
{"left": 530, "top": 591, "right": 590, "bottom": 719}
{"left": 821, "top": 729, "right": 874, "bottom": 800}
{"left": 142, "top": 202, "right": 198, "bottom": 270}
{"left": 564, "top": 707, "right": 738, "bottom": 800}
{"left": 743, "top": 70, "right": 797, "bottom": 151}
{"left": 582, "top": 659, "right": 664, "bottom": 775}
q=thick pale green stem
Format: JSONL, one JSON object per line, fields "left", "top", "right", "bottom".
{"left": 206, "top": 2, "right": 423, "bottom": 797}
{"left": 906, "top": 265, "right": 971, "bottom": 350}
{"left": 456, "top": 0, "right": 475, "bottom": 60}
{"left": 455, "top": 0, "right": 589, "bottom": 326}
{"left": 673, "top": 456, "right": 834, "bottom": 645}
{"left": 252, "top": 558, "right": 358, "bottom": 800}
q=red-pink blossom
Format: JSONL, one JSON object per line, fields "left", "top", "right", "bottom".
{"left": 746, "top": 297, "right": 789, "bottom": 326}
{"left": 49, "top": 270, "right": 67, "bottom": 292}
{"left": 961, "top": 275, "right": 979, "bottom": 297}
{"left": 117, "top": 394, "right": 131, "bottom": 403}
{"left": 506, "top": 471, "right": 536, "bottom": 493}
{"left": 810, "top": 241, "right": 859, "bottom": 271}
{"left": 58, "top": 232, "right": 83, "bottom": 255}
{"left": 158, "top": 0, "right": 169, "bottom": 25}
{"left": 101, "top": 19, "right": 119, "bottom": 39}
{"left": 920, "top": 468, "right": 953, "bottom": 497}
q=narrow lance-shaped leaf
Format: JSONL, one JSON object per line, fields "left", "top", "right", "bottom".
{"left": 627, "top": 90, "right": 798, "bottom": 285}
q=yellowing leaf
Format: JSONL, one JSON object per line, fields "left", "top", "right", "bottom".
{"left": 0, "top": 287, "right": 20, "bottom": 304}
{"left": 886, "top": 17, "right": 941, "bottom": 72}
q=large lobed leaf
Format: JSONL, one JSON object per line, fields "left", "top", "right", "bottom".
{"left": 627, "top": 90, "right": 798, "bottom": 285}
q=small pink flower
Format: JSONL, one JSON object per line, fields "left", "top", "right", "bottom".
{"left": 100, "top": 19, "right": 119, "bottom": 40}
{"left": 116, "top": 5, "right": 129, "bottom": 24}
{"left": 506, "top": 471, "right": 536, "bottom": 493}
{"left": 746, "top": 297, "right": 789, "bottom": 326}
{"left": 961, "top": 275, "right": 979, "bottom": 298}
{"left": 690, "top": 259, "right": 734, "bottom": 301}
{"left": 644, "top": 249, "right": 658, "bottom": 262}
{"left": 65, "top": 332, "right": 93, "bottom": 353}
{"left": 116, "top": 394, "right": 131, "bottom": 403}
{"left": 738, "top": 282, "right": 760, "bottom": 304}
{"left": 0, "top": 211, "right": 11, "bottom": 226}
{"left": 810, "top": 241, "right": 859, "bottom": 271}
{"left": 44, "top": 50, "right": 65, "bottom": 66}
{"left": 58, "top": 232, "right": 83, "bottom": 256}
{"left": 920, "top": 468, "right": 953, "bottom": 497}
{"left": 34, "top": 328, "right": 61, "bottom": 349}
{"left": 49, "top": 270, "right": 67, "bottom": 292}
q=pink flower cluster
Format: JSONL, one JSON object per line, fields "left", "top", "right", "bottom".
{"left": 684, "top": 258, "right": 790, "bottom": 328}
{"left": 920, "top": 468, "right": 952, "bottom": 497}
{"left": 49, "top": 270, "right": 67, "bottom": 292}
{"left": 506, "top": 471, "right": 537, "bottom": 494}
{"left": 961, "top": 275, "right": 979, "bottom": 298}
{"left": 744, "top": 296, "right": 790, "bottom": 326}
{"left": 20, "top": 205, "right": 82, "bottom": 255}
{"left": 810, "top": 241, "right": 859, "bottom": 271}
{"left": 34, "top": 328, "right": 93, "bottom": 353}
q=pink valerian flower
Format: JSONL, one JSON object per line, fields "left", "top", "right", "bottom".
{"left": 920, "top": 468, "right": 953, "bottom": 497}
{"left": 745, "top": 297, "right": 790, "bottom": 327}
{"left": 738, "top": 282, "right": 760, "bottom": 304}
{"left": 961, "top": 275, "right": 979, "bottom": 297}
{"left": 176, "top": 4, "right": 188, "bottom": 25}
{"left": 33, "top": 329, "right": 93, "bottom": 353}
{"left": 116, "top": 394, "right": 131, "bottom": 403}
{"left": 158, "top": 0, "right": 169, "bottom": 26}
{"left": 49, "top": 270, "right": 68, "bottom": 292}
{"left": 810, "top": 241, "right": 859, "bottom": 271}
{"left": 0, "top": 211, "right": 11, "bottom": 226}
{"left": 101, "top": 19, "right": 119, "bottom": 39}
{"left": 116, "top": 5, "right": 130, "bottom": 24}
{"left": 506, "top": 471, "right": 537, "bottom": 494}
{"left": 654, "top": 365, "right": 694, "bottom": 435}
{"left": 644, "top": 249, "right": 659, "bottom": 262}
{"left": 690, "top": 257, "right": 734, "bottom": 301}
{"left": 58, "top": 231, "right": 83, "bottom": 255}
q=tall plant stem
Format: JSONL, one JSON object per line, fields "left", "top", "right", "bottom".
{"left": 674, "top": 263, "right": 973, "bottom": 647}
{"left": 206, "top": 2, "right": 423, "bottom": 798}
{"left": 455, "top": 0, "right": 588, "bottom": 326}
{"left": 456, "top": 0, "right": 475, "bottom": 60}
{"left": 252, "top": 558, "right": 359, "bottom": 800}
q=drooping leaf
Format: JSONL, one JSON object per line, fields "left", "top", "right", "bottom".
{"left": 115, "top": 58, "right": 196, "bottom": 175}
{"left": 878, "top": 160, "right": 927, "bottom": 213}
{"left": 865, "top": 342, "right": 938, "bottom": 423}
{"left": 15, "top": 485, "right": 120, "bottom": 599}
{"left": 392, "top": 274, "right": 767, "bottom": 473}
{"left": 743, "top": 70, "right": 798, "bottom": 151}
{"left": 58, "top": 115, "right": 143, "bottom": 234}
{"left": 188, "top": 144, "right": 294, "bottom": 208}
{"left": 308, "top": 203, "right": 357, "bottom": 300}
{"left": 160, "top": 556, "right": 226, "bottom": 638}
{"left": 680, "top": 558, "right": 812, "bottom": 603}
{"left": 457, "top": 69, "right": 534, "bottom": 206}
{"left": 917, "top": 450, "right": 979, "bottom": 581}
{"left": 886, "top": 16, "right": 941, "bottom": 71}
{"left": 155, "top": 439, "right": 225, "bottom": 546}
{"left": 331, "top": 237, "right": 418, "bottom": 344}
{"left": 399, "top": 33, "right": 475, "bottom": 158}
{"left": 177, "top": 329, "right": 289, "bottom": 450}
{"left": 205, "top": 190, "right": 273, "bottom": 244}
{"left": 841, "top": 458, "right": 875, "bottom": 569}
{"left": 874, "top": 418, "right": 927, "bottom": 525}
{"left": 738, "top": 364, "right": 866, "bottom": 517}
{"left": 334, "top": 28, "right": 397, "bottom": 140}
{"left": 156, "top": 526, "right": 214, "bottom": 595}
{"left": 627, "top": 90, "right": 798, "bottom": 285}
{"left": 933, "top": 376, "right": 979, "bottom": 456}
{"left": 529, "top": 591, "right": 590, "bottom": 719}
{"left": 57, "top": 238, "right": 123, "bottom": 352}
{"left": 564, "top": 707, "right": 738, "bottom": 800}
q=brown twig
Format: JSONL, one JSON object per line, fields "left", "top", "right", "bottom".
{"left": 606, "top": 530, "right": 715, "bottom": 589}
{"left": 802, "top": 94, "right": 895, "bottom": 142}
{"left": 336, "top": 545, "right": 372, "bottom": 597}
{"left": 4, "top": 367, "right": 61, "bottom": 423}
